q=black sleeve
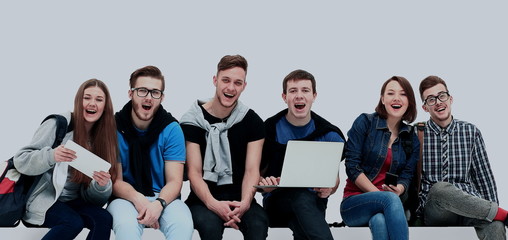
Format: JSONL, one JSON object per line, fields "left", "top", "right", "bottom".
{"left": 244, "top": 109, "right": 265, "bottom": 142}
{"left": 180, "top": 124, "right": 206, "bottom": 144}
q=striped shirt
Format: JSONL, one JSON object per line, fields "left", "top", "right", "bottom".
{"left": 417, "top": 118, "right": 498, "bottom": 216}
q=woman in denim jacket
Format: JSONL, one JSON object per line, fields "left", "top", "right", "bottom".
{"left": 340, "top": 76, "right": 419, "bottom": 240}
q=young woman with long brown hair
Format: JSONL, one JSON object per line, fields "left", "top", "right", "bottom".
{"left": 14, "top": 79, "right": 118, "bottom": 240}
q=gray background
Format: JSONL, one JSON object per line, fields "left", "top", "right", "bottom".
{"left": 1, "top": 1, "right": 506, "bottom": 239}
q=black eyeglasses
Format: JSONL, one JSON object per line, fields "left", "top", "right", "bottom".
{"left": 424, "top": 91, "right": 450, "bottom": 106}
{"left": 131, "top": 87, "right": 163, "bottom": 99}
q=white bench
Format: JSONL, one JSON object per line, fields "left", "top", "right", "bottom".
{"left": 0, "top": 225, "right": 479, "bottom": 239}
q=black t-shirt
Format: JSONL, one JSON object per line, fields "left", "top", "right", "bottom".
{"left": 181, "top": 104, "right": 265, "bottom": 203}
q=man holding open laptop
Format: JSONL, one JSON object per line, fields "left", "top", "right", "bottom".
{"left": 259, "top": 69, "right": 345, "bottom": 240}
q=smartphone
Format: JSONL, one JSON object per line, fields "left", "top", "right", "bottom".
{"left": 385, "top": 172, "right": 398, "bottom": 186}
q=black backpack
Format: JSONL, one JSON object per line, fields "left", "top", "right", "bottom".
{"left": 401, "top": 122, "right": 425, "bottom": 226}
{"left": 0, "top": 114, "right": 71, "bottom": 227}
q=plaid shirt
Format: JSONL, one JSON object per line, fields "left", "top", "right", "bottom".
{"left": 417, "top": 118, "right": 498, "bottom": 216}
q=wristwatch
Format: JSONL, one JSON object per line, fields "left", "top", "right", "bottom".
{"left": 155, "top": 197, "right": 167, "bottom": 209}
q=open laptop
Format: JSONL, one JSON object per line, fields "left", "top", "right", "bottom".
{"left": 255, "top": 140, "right": 344, "bottom": 188}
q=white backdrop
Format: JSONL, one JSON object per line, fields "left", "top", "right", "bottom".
{"left": 1, "top": 1, "right": 506, "bottom": 239}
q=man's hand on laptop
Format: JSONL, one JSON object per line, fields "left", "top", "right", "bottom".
{"left": 314, "top": 187, "right": 333, "bottom": 198}
{"left": 314, "top": 176, "right": 340, "bottom": 198}
{"left": 258, "top": 176, "right": 280, "bottom": 193}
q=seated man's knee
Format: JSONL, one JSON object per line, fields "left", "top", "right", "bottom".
{"left": 110, "top": 211, "right": 142, "bottom": 236}
{"left": 113, "top": 218, "right": 141, "bottom": 231}
{"left": 239, "top": 212, "right": 269, "bottom": 240}
{"left": 168, "top": 214, "right": 193, "bottom": 231}
{"left": 429, "top": 182, "right": 454, "bottom": 199}
{"left": 242, "top": 205, "right": 269, "bottom": 230}
{"left": 189, "top": 205, "right": 223, "bottom": 233}
{"left": 194, "top": 217, "right": 224, "bottom": 240}
{"left": 244, "top": 214, "right": 269, "bottom": 230}
{"left": 159, "top": 204, "right": 194, "bottom": 236}
{"left": 285, "top": 189, "right": 316, "bottom": 204}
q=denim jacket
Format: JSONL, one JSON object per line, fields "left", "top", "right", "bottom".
{"left": 344, "top": 113, "right": 420, "bottom": 192}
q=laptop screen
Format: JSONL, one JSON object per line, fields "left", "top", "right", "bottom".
{"left": 277, "top": 140, "right": 343, "bottom": 188}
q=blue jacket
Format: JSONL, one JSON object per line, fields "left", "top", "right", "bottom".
{"left": 344, "top": 113, "right": 419, "bottom": 192}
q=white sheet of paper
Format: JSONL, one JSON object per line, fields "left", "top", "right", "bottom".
{"left": 64, "top": 140, "right": 111, "bottom": 178}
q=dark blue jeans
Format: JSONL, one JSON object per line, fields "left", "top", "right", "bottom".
{"left": 42, "top": 199, "right": 112, "bottom": 240}
{"left": 188, "top": 200, "right": 268, "bottom": 240}
{"left": 263, "top": 188, "right": 332, "bottom": 240}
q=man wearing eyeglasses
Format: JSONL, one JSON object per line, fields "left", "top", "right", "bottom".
{"left": 417, "top": 75, "right": 507, "bottom": 239}
{"left": 107, "top": 66, "right": 194, "bottom": 240}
